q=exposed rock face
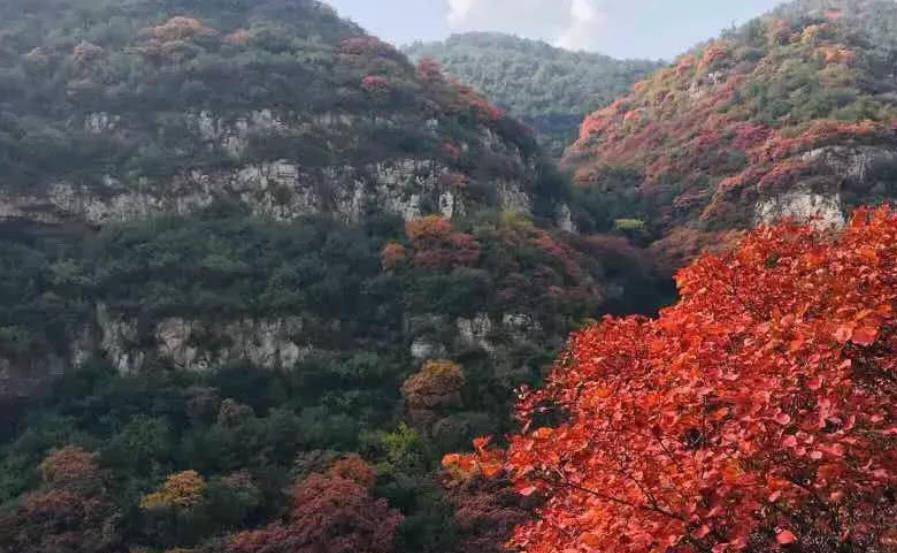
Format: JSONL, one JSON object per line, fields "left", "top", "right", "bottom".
{"left": 0, "top": 158, "right": 465, "bottom": 226}
{"left": 756, "top": 145, "right": 897, "bottom": 227}
{"left": 403, "top": 312, "right": 547, "bottom": 381}
{"left": 755, "top": 190, "right": 845, "bottom": 228}
{"left": 95, "top": 306, "right": 329, "bottom": 373}
{"left": 801, "top": 145, "right": 897, "bottom": 195}
{"left": 1, "top": 108, "right": 542, "bottom": 227}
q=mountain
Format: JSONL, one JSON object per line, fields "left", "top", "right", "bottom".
{"left": 563, "top": 0, "right": 897, "bottom": 271}
{"left": 404, "top": 32, "right": 663, "bottom": 157}
{"left": 0, "top": 1, "right": 669, "bottom": 552}
{"left": 0, "top": 1, "right": 564, "bottom": 226}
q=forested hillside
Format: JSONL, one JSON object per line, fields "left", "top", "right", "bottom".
{"left": 564, "top": 0, "right": 897, "bottom": 271}
{"left": 0, "top": 1, "right": 670, "bottom": 552}
{"left": 405, "top": 33, "right": 663, "bottom": 156}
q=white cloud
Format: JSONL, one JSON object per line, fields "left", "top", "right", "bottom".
{"left": 446, "top": 0, "right": 476, "bottom": 26}
{"left": 444, "top": 0, "right": 608, "bottom": 51}
{"left": 556, "top": 0, "right": 608, "bottom": 51}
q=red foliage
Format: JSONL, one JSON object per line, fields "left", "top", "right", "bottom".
{"left": 339, "top": 36, "right": 396, "bottom": 58}
{"left": 451, "top": 81, "right": 505, "bottom": 123}
{"left": 446, "top": 476, "right": 536, "bottom": 553}
{"left": 380, "top": 242, "right": 408, "bottom": 271}
{"left": 756, "top": 159, "right": 816, "bottom": 193}
{"left": 730, "top": 122, "right": 772, "bottom": 151}
{"left": 698, "top": 42, "right": 730, "bottom": 73}
{"left": 439, "top": 172, "right": 469, "bottom": 190}
{"left": 756, "top": 120, "right": 888, "bottom": 164}
{"left": 227, "top": 471, "right": 402, "bottom": 553}
{"left": 405, "top": 216, "right": 481, "bottom": 270}
{"left": 0, "top": 447, "right": 118, "bottom": 552}
{"left": 361, "top": 75, "right": 390, "bottom": 93}
{"left": 450, "top": 208, "right": 897, "bottom": 552}
{"left": 39, "top": 446, "right": 102, "bottom": 490}
{"left": 327, "top": 455, "right": 377, "bottom": 489}
{"left": 140, "top": 16, "right": 217, "bottom": 42}
{"left": 441, "top": 142, "right": 463, "bottom": 162}
{"left": 417, "top": 57, "right": 446, "bottom": 85}
{"left": 767, "top": 19, "right": 793, "bottom": 46}
{"left": 675, "top": 55, "right": 697, "bottom": 77}
{"left": 825, "top": 10, "right": 844, "bottom": 22}
{"left": 579, "top": 113, "right": 613, "bottom": 141}
{"left": 817, "top": 45, "right": 855, "bottom": 65}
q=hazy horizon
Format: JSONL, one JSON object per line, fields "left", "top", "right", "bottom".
{"left": 322, "top": 0, "right": 785, "bottom": 60}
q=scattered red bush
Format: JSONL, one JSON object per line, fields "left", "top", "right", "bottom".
{"left": 228, "top": 468, "right": 401, "bottom": 553}
{"left": 405, "top": 216, "right": 481, "bottom": 270}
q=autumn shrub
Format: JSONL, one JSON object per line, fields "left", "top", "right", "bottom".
{"left": 141, "top": 471, "right": 207, "bottom": 511}
{"left": 381, "top": 242, "right": 409, "bottom": 271}
{"left": 226, "top": 471, "right": 402, "bottom": 553}
{"left": 449, "top": 207, "right": 897, "bottom": 552}
{"left": 0, "top": 446, "right": 119, "bottom": 553}
{"left": 327, "top": 455, "right": 377, "bottom": 489}
{"left": 402, "top": 360, "right": 466, "bottom": 426}
{"left": 405, "top": 216, "right": 481, "bottom": 270}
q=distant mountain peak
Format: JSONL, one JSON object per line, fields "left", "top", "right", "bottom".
{"left": 404, "top": 32, "right": 663, "bottom": 157}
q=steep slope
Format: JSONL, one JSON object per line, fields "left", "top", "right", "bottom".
{"left": 0, "top": 3, "right": 670, "bottom": 552}
{"left": 404, "top": 33, "right": 663, "bottom": 157}
{"left": 0, "top": 0, "right": 564, "bottom": 226}
{"left": 564, "top": 0, "right": 897, "bottom": 270}
{"left": 0, "top": 0, "right": 601, "bottom": 401}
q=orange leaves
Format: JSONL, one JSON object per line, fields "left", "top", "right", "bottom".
{"left": 776, "top": 529, "right": 797, "bottom": 545}
{"left": 380, "top": 242, "right": 407, "bottom": 271}
{"left": 817, "top": 45, "right": 856, "bottom": 65}
{"left": 851, "top": 325, "right": 879, "bottom": 346}
{"left": 450, "top": 81, "right": 505, "bottom": 123}
{"left": 698, "top": 42, "right": 731, "bottom": 73}
{"left": 140, "top": 470, "right": 206, "bottom": 511}
{"left": 442, "top": 449, "right": 503, "bottom": 481}
{"left": 140, "top": 16, "right": 217, "bottom": 43}
{"left": 404, "top": 216, "right": 481, "bottom": 269}
{"left": 457, "top": 208, "right": 897, "bottom": 553}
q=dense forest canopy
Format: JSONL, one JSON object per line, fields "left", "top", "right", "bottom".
{"left": 405, "top": 33, "right": 663, "bottom": 157}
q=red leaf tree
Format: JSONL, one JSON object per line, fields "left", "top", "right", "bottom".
{"left": 0, "top": 447, "right": 119, "bottom": 553}
{"left": 227, "top": 458, "right": 402, "bottom": 553}
{"left": 405, "top": 216, "right": 481, "bottom": 270}
{"left": 448, "top": 207, "right": 897, "bottom": 552}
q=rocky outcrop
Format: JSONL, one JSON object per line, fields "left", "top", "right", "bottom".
{"left": 0, "top": 158, "right": 460, "bottom": 226}
{"left": 2, "top": 108, "right": 541, "bottom": 227}
{"left": 801, "top": 145, "right": 897, "bottom": 195}
{"left": 407, "top": 312, "right": 546, "bottom": 379}
{"left": 755, "top": 189, "right": 845, "bottom": 228}
{"left": 755, "top": 146, "right": 897, "bottom": 228}
{"left": 94, "top": 306, "right": 332, "bottom": 373}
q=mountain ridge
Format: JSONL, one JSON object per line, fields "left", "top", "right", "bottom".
{"left": 404, "top": 32, "right": 664, "bottom": 157}
{"left": 563, "top": 0, "right": 897, "bottom": 270}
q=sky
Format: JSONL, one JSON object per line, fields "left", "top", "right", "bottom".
{"left": 322, "top": 0, "right": 785, "bottom": 60}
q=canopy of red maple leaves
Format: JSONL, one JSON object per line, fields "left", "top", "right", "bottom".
{"left": 446, "top": 207, "right": 897, "bottom": 552}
